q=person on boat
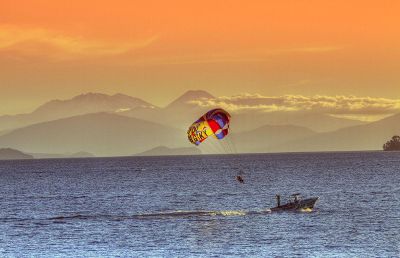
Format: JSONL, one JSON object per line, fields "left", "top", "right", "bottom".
{"left": 236, "top": 175, "right": 244, "bottom": 183}
{"left": 275, "top": 194, "right": 281, "bottom": 207}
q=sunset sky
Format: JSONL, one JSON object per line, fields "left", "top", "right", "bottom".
{"left": 0, "top": 0, "right": 399, "bottom": 115}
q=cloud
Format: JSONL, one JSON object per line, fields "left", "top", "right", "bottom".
{"left": 189, "top": 94, "right": 400, "bottom": 115}
{"left": 279, "top": 46, "right": 344, "bottom": 54}
{"left": 0, "top": 24, "right": 340, "bottom": 65}
{"left": 0, "top": 25, "right": 158, "bottom": 60}
{"left": 126, "top": 46, "right": 343, "bottom": 66}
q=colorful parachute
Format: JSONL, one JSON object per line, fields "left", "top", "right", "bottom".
{"left": 187, "top": 108, "right": 231, "bottom": 145}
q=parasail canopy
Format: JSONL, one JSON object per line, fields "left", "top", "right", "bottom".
{"left": 187, "top": 108, "right": 231, "bottom": 145}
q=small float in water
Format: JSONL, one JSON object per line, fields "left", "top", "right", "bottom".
{"left": 271, "top": 193, "right": 319, "bottom": 212}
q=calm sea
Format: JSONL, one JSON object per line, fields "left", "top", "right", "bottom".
{"left": 0, "top": 152, "right": 399, "bottom": 257}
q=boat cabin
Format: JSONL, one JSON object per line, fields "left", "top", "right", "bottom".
{"left": 289, "top": 193, "right": 302, "bottom": 203}
{"left": 275, "top": 193, "right": 302, "bottom": 207}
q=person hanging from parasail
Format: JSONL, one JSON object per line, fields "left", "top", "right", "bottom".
{"left": 236, "top": 175, "right": 244, "bottom": 183}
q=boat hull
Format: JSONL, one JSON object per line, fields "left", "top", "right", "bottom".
{"left": 270, "top": 197, "right": 319, "bottom": 212}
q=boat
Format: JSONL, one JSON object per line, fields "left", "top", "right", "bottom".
{"left": 270, "top": 193, "right": 319, "bottom": 212}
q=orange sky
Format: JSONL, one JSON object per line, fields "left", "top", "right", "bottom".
{"left": 0, "top": 0, "right": 399, "bottom": 114}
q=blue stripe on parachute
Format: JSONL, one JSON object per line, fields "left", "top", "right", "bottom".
{"left": 215, "top": 131, "right": 226, "bottom": 139}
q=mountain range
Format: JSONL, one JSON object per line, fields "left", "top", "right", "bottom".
{"left": 0, "top": 90, "right": 398, "bottom": 156}
{"left": 0, "top": 113, "right": 183, "bottom": 156}
{"left": 271, "top": 113, "right": 400, "bottom": 152}
{"left": 0, "top": 92, "right": 155, "bottom": 132}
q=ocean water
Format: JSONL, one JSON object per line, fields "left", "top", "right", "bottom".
{"left": 0, "top": 152, "right": 399, "bottom": 257}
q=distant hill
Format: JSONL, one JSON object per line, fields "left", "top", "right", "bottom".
{"left": 233, "top": 112, "right": 366, "bottom": 133}
{"left": 0, "top": 148, "right": 34, "bottom": 160}
{"left": 0, "top": 129, "right": 11, "bottom": 136}
{"left": 136, "top": 146, "right": 201, "bottom": 156}
{"left": 0, "top": 93, "right": 155, "bottom": 132}
{"left": 0, "top": 113, "right": 186, "bottom": 156}
{"left": 233, "top": 125, "right": 316, "bottom": 153}
{"left": 165, "top": 90, "right": 214, "bottom": 110}
{"left": 272, "top": 113, "right": 400, "bottom": 152}
{"left": 30, "top": 151, "right": 96, "bottom": 159}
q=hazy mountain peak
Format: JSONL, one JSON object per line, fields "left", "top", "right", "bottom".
{"left": 66, "top": 92, "right": 120, "bottom": 103}
{"left": 73, "top": 92, "right": 108, "bottom": 99}
{"left": 69, "top": 92, "right": 150, "bottom": 104}
{"left": 181, "top": 90, "right": 214, "bottom": 99}
{"left": 32, "top": 92, "right": 154, "bottom": 117}
{"left": 166, "top": 90, "right": 214, "bottom": 108}
{"left": 112, "top": 93, "right": 130, "bottom": 98}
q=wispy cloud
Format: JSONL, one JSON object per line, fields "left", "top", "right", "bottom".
{"left": 189, "top": 94, "right": 400, "bottom": 115}
{"left": 0, "top": 24, "right": 341, "bottom": 65}
{"left": 0, "top": 25, "right": 158, "bottom": 60}
{"left": 126, "top": 46, "right": 343, "bottom": 66}
{"left": 278, "top": 46, "right": 344, "bottom": 54}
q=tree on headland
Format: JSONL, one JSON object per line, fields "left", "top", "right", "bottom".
{"left": 383, "top": 135, "right": 400, "bottom": 151}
